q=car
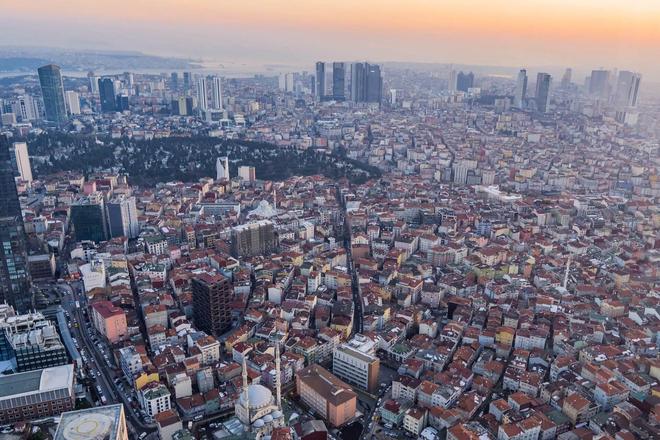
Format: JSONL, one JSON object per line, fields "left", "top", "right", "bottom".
{"left": 139, "top": 433, "right": 147, "bottom": 439}
{"left": 96, "top": 385, "right": 102, "bottom": 393}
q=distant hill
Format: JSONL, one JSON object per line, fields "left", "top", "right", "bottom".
{"left": 0, "top": 46, "right": 199, "bottom": 73}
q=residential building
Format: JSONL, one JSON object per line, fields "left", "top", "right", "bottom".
{"left": 192, "top": 272, "right": 232, "bottom": 336}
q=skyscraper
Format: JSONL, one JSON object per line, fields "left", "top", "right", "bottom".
{"left": 210, "top": 76, "right": 223, "bottom": 110}
{"left": 70, "top": 193, "right": 108, "bottom": 243}
{"left": 170, "top": 72, "right": 178, "bottom": 91}
{"left": 457, "top": 71, "right": 474, "bottom": 92}
{"left": 37, "top": 64, "right": 67, "bottom": 126}
{"left": 192, "top": 272, "right": 232, "bottom": 336}
{"left": 106, "top": 195, "right": 139, "bottom": 239}
{"left": 0, "top": 135, "right": 31, "bottom": 312}
{"left": 183, "top": 72, "right": 192, "bottom": 93}
{"left": 98, "top": 78, "right": 116, "bottom": 112}
{"left": 535, "top": 73, "right": 552, "bottom": 113}
{"left": 332, "top": 62, "right": 346, "bottom": 101}
{"left": 447, "top": 67, "right": 457, "bottom": 92}
{"left": 589, "top": 69, "right": 610, "bottom": 99}
{"left": 365, "top": 63, "right": 382, "bottom": 104}
{"left": 514, "top": 69, "right": 528, "bottom": 109}
{"left": 560, "top": 68, "right": 573, "bottom": 89}
{"left": 350, "top": 62, "right": 366, "bottom": 103}
{"left": 10, "top": 142, "right": 32, "bottom": 183}
{"left": 315, "top": 62, "right": 327, "bottom": 101}
{"left": 196, "top": 77, "right": 208, "bottom": 112}
{"left": 88, "top": 71, "right": 99, "bottom": 95}
{"left": 614, "top": 71, "right": 641, "bottom": 108}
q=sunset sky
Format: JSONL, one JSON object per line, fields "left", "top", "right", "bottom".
{"left": 2, "top": 0, "right": 659, "bottom": 78}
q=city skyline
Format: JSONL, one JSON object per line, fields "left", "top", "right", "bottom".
{"left": 2, "top": 1, "right": 660, "bottom": 79}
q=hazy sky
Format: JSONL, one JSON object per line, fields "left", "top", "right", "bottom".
{"left": 2, "top": 0, "right": 659, "bottom": 78}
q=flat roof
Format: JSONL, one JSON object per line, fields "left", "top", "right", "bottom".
{"left": 0, "top": 364, "right": 74, "bottom": 401}
{"left": 55, "top": 404, "right": 124, "bottom": 440}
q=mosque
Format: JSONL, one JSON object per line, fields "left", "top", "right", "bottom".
{"left": 235, "top": 344, "right": 285, "bottom": 438}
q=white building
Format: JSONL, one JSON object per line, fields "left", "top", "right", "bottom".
{"left": 195, "top": 335, "right": 220, "bottom": 365}
{"left": 332, "top": 334, "right": 380, "bottom": 393}
{"left": 196, "top": 77, "right": 208, "bottom": 112}
{"left": 65, "top": 90, "right": 81, "bottom": 115}
{"left": 11, "top": 142, "right": 32, "bottom": 182}
{"left": 79, "top": 259, "right": 106, "bottom": 293}
{"left": 140, "top": 384, "right": 171, "bottom": 418}
{"left": 210, "top": 76, "right": 223, "bottom": 110}
{"left": 216, "top": 156, "right": 230, "bottom": 180}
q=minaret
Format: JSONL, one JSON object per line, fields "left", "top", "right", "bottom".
{"left": 563, "top": 254, "right": 572, "bottom": 290}
{"left": 275, "top": 342, "right": 282, "bottom": 410}
{"left": 242, "top": 356, "right": 250, "bottom": 430}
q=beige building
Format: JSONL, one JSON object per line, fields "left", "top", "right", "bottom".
{"left": 296, "top": 364, "right": 357, "bottom": 427}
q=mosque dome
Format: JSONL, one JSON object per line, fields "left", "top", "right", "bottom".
{"left": 253, "top": 419, "right": 265, "bottom": 428}
{"left": 240, "top": 384, "right": 273, "bottom": 409}
{"left": 263, "top": 414, "right": 273, "bottom": 424}
{"left": 272, "top": 410, "right": 283, "bottom": 419}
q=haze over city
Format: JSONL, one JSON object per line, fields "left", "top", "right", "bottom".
{"left": 0, "top": 2, "right": 659, "bottom": 440}
{"left": 2, "top": 0, "right": 660, "bottom": 78}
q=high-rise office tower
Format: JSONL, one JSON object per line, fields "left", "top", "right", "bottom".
{"left": 196, "top": 77, "right": 208, "bottom": 112}
{"left": 0, "top": 135, "right": 31, "bottom": 312}
{"left": 315, "top": 62, "right": 326, "bottom": 101}
{"left": 216, "top": 156, "right": 229, "bottom": 181}
{"left": 98, "top": 78, "right": 116, "bottom": 112}
{"left": 210, "top": 76, "right": 223, "bottom": 110}
{"left": 65, "top": 91, "right": 81, "bottom": 115}
{"left": 70, "top": 193, "right": 108, "bottom": 243}
{"left": 183, "top": 72, "right": 192, "bottom": 93}
{"left": 107, "top": 195, "right": 139, "bottom": 239}
{"left": 231, "top": 220, "right": 277, "bottom": 257}
{"left": 10, "top": 142, "right": 32, "bottom": 183}
{"left": 350, "top": 62, "right": 366, "bottom": 103}
{"left": 37, "top": 64, "right": 67, "bottom": 126}
{"left": 447, "top": 67, "right": 457, "bottom": 92}
{"left": 332, "top": 62, "right": 346, "bottom": 101}
{"left": 589, "top": 69, "right": 610, "bottom": 99}
{"left": 514, "top": 69, "right": 528, "bottom": 108}
{"left": 535, "top": 73, "right": 552, "bottom": 113}
{"left": 170, "top": 72, "right": 178, "bottom": 91}
{"left": 115, "top": 94, "right": 129, "bottom": 112}
{"left": 87, "top": 71, "right": 99, "bottom": 95}
{"left": 614, "top": 71, "right": 641, "bottom": 108}
{"left": 365, "top": 63, "right": 383, "bottom": 104}
{"left": 192, "top": 272, "right": 232, "bottom": 336}
{"left": 560, "top": 68, "right": 572, "bottom": 89}
{"left": 285, "top": 73, "right": 295, "bottom": 93}
{"left": 457, "top": 71, "right": 475, "bottom": 92}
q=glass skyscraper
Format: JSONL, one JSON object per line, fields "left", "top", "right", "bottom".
{"left": 0, "top": 135, "right": 32, "bottom": 312}
{"left": 37, "top": 64, "right": 67, "bottom": 126}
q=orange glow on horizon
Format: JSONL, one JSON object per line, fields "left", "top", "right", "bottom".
{"left": 2, "top": 0, "right": 659, "bottom": 76}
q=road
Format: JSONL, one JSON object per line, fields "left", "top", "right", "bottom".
{"left": 337, "top": 186, "right": 363, "bottom": 335}
{"left": 59, "top": 281, "right": 157, "bottom": 436}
